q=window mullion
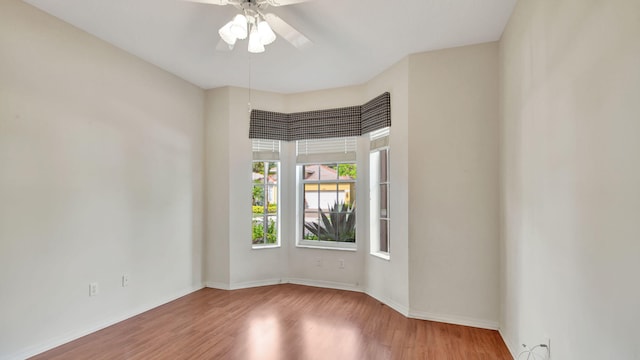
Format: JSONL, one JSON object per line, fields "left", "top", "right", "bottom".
{"left": 263, "top": 162, "right": 269, "bottom": 244}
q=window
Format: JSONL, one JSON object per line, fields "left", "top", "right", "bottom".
{"left": 296, "top": 137, "right": 357, "bottom": 250}
{"left": 252, "top": 140, "right": 280, "bottom": 247}
{"left": 370, "top": 127, "right": 390, "bottom": 258}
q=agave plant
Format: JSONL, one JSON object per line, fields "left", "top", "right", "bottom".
{"left": 304, "top": 201, "right": 356, "bottom": 242}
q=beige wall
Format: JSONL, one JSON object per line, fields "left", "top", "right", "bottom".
{"left": 204, "top": 87, "right": 291, "bottom": 288}
{"left": 499, "top": 0, "right": 640, "bottom": 358}
{"left": 364, "top": 58, "right": 411, "bottom": 313}
{"left": 408, "top": 43, "right": 500, "bottom": 328}
{"left": 2, "top": 0, "right": 509, "bottom": 357}
{"left": 0, "top": 1, "right": 204, "bottom": 359}
{"left": 204, "top": 88, "right": 231, "bottom": 286}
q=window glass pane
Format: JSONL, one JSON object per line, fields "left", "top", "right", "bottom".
{"left": 266, "top": 162, "right": 277, "bottom": 184}
{"left": 312, "top": 202, "right": 355, "bottom": 242}
{"left": 252, "top": 217, "right": 265, "bottom": 244}
{"left": 253, "top": 185, "right": 265, "bottom": 208}
{"left": 380, "top": 184, "right": 388, "bottom": 218}
{"left": 253, "top": 162, "right": 266, "bottom": 181}
{"left": 379, "top": 149, "right": 388, "bottom": 182}
{"left": 319, "top": 187, "right": 338, "bottom": 212}
{"left": 321, "top": 164, "right": 338, "bottom": 180}
{"left": 266, "top": 216, "right": 277, "bottom": 244}
{"left": 338, "top": 163, "right": 357, "bottom": 180}
{"left": 346, "top": 183, "right": 356, "bottom": 206}
{"left": 303, "top": 211, "right": 319, "bottom": 240}
{"left": 380, "top": 219, "right": 389, "bottom": 252}
{"left": 302, "top": 164, "right": 320, "bottom": 180}
{"left": 266, "top": 185, "right": 277, "bottom": 214}
{"left": 303, "top": 185, "right": 319, "bottom": 212}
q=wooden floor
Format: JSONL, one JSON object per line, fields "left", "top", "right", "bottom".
{"left": 31, "top": 284, "right": 512, "bottom": 360}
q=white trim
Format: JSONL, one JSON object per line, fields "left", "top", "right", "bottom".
{"left": 370, "top": 251, "right": 390, "bottom": 261}
{"left": 204, "top": 281, "right": 231, "bottom": 290}
{"left": 206, "top": 278, "right": 360, "bottom": 293}
{"left": 408, "top": 309, "right": 500, "bottom": 330}
{"left": 498, "top": 328, "right": 518, "bottom": 359}
{"left": 228, "top": 278, "right": 283, "bottom": 290}
{"left": 364, "top": 291, "right": 410, "bottom": 317}
{"left": 10, "top": 285, "right": 204, "bottom": 360}
{"left": 286, "top": 278, "right": 362, "bottom": 293}
{"left": 296, "top": 241, "right": 357, "bottom": 251}
{"left": 206, "top": 279, "right": 283, "bottom": 291}
{"left": 252, "top": 244, "right": 281, "bottom": 250}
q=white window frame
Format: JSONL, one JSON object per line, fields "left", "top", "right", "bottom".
{"left": 252, "top": 140, "right": 281, "bottom": 249}
{"left": 295, "top": 137, "right": 358, "bottom": 251}
{"left": 369, "top": 128, "right": 390, "bottom": 260}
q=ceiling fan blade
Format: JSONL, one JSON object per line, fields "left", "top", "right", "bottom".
{"left": 265, "top": 0, "right": 312, "bottom": 6}
{"left": 264, "top": 13, "right": 312, "bottom": 49}
{"left": 182, "top": 0, "right": 231, "bottom": 5}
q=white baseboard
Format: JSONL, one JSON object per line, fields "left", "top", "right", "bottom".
{"left": 498, "top": 328, "right": 518, "bottom": 359}
{"left": 286, "top": 278, "right": 362, "bottom": 293}
{"left": 365, "top": 291, "right": 410, "bottom": 317}
{"left": 7, "top": 285, "right": 204, "bottom": 360}
{"left": 206, "top": 278, "right": 360, "bottom": 293}
{"left": 204, "top": 281, "right": 230, "bottom": 290}
{"left": 408, "top": 309, "right": 499, "bottom": 330}
{"left": 205, "top": 279, "right": 283, "bottom": 290}
{"left": 228, "top": 278, "right": 283, "bottom": 290}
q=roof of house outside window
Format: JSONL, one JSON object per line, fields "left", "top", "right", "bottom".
{"left": 303, "top": 164, "right": 353, "bottom": 181}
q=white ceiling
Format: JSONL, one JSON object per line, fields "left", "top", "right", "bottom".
{"left": 23, "top": 0, "right": 517, "bottom": 93}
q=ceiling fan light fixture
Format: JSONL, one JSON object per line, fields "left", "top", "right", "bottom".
{"left": 230, "top": 14, "right": 248, "bottom": 39}
{"left": 257, "top": 20, "right": 276, "bottom": 45}
{"left": 218, "top": 21, "right": 237, "bottom": 45}
{"left": 248, "top": 25, "right": 265, "bottom": 53}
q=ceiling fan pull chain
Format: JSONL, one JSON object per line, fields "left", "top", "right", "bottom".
{"left": 248, "top": 54, "right": 253, "bottom": 113}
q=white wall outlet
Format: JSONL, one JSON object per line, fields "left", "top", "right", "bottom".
{"left": 122, "top": 274, "right": 130, "bottom": 287}
{"left": 316, "top": 257, "right": 322, "bottom": 267}
{"left": 339, "top": 259, "right": 345, "bottom": 269}
{"left": 89, "top": 282, "right": 98, "bottom": 296}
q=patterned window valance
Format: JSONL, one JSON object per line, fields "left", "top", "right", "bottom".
{"left": 249, "top": 92, "right": 390, "bottom": 141}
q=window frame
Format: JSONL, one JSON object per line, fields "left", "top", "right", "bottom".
{"left": 296, "top": 162, "right": 357, "bottom": 251}
{"left": 251, "top": 138, "right": 281, "bottom": 249}
{"left": 369, "top": 128, "right": 390, "bottom": 260}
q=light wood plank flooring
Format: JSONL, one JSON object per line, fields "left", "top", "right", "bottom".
{"left": 31, "top": 284, "right": 512, "bottom": 359}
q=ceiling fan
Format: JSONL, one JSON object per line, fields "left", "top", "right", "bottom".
{"left": 186, "top": 0, "right": 313, "bottom": 53}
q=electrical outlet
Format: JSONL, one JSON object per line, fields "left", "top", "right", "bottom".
{"left": 316, "top": 257, "right": 322, "bottom": 267}
{"left": 89, "top": 282, "right": 99, "bottom": 296}
{"left": 122, "top": 274, "right": 130, "bottom": 287}
{"left": 339, "top": 259, "right": 345, "bottom": 269}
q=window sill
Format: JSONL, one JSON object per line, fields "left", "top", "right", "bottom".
{"left": 370, "top": 251, "right": 390, "bottom": 260}
{"left": 252, "top": 244, "right": 281, "bottom": 250}
{"left": 296, "top": 240, "right": 356, "bottom": 251}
